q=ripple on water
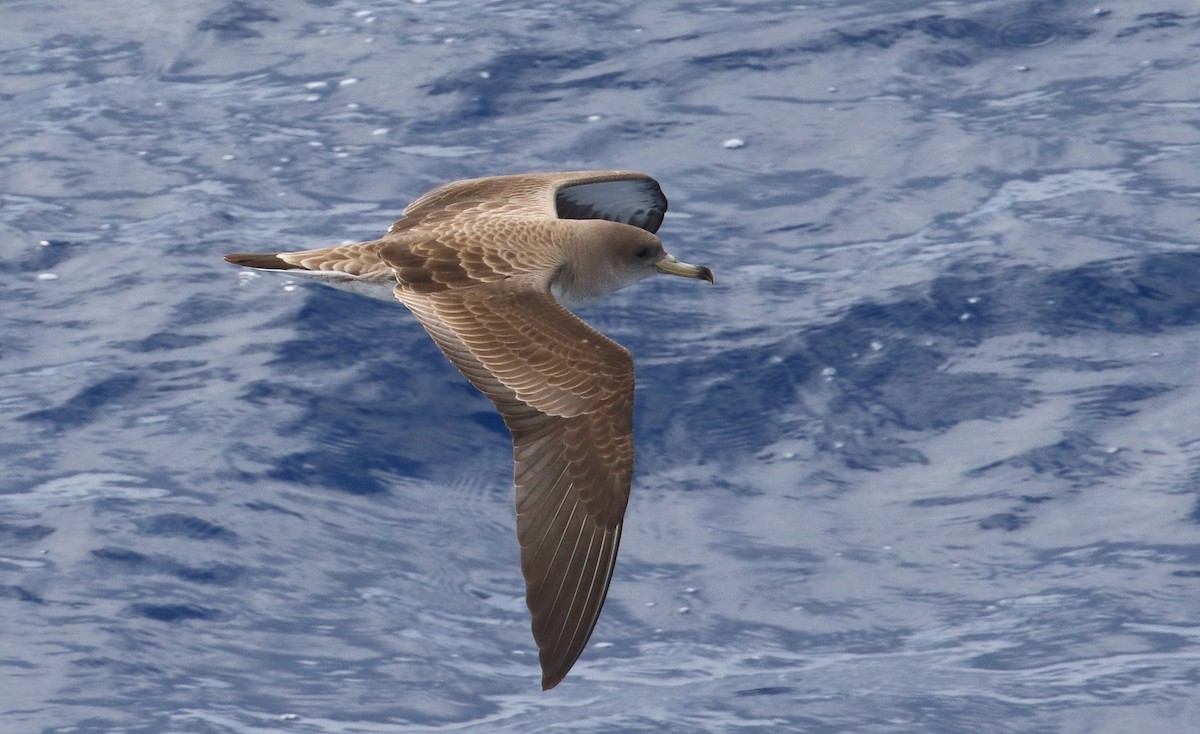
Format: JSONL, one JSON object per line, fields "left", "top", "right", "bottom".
{"left": 996, "top": 17, "right": 1059, "bottom": 47}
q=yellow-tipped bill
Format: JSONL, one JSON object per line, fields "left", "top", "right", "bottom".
{"left": 656, "top": 254, "right": 714, "bottom": 283}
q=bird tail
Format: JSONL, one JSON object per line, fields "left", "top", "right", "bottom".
{"left": 223, "top": 253, "right": 303, "bottom": 270}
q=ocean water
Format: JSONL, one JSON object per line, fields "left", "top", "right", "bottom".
{"left": 3, "top": 1, "right": 1199, "bottom": 732}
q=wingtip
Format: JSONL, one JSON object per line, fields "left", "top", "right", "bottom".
{"left": 539, "top": 649, "right": 566, "bottom": 690}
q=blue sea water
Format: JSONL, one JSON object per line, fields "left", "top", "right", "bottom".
{"left": 3, "top": 1, "right": 1200, "bottom": 731}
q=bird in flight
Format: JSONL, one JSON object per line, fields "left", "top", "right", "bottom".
{"left": 225, "top": 171, "right": 713, "bottom": 689}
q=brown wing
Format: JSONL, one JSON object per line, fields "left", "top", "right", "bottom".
{"left": 394, "top": 277, "right": 633, "bottom": 690}
{"left": 388, "top": 170, "right": 666, "bottom": 235}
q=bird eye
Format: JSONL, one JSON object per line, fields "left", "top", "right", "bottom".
{"left": 634, "top": 246, "right": 654, "bottom": 259}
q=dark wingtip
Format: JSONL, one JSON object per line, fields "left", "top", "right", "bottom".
{"left": 540, "top": 651, "right": 578, "bottom": 690}
{"left": 223, "top": 253, "right": 301, "bottom": 270}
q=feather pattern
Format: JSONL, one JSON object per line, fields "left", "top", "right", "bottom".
{"left": 395, "top": 284, "right": 630, "bottom": 689}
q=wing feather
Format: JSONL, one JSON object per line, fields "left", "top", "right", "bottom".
{"left": 388, "top": 170, "right": 665, "bottom": 234}
{"left": 393, "top": 279, "right": 632, "bottom": 690}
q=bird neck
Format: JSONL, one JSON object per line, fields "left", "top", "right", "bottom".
{"left": 549, "top": 221, "right": 627, "bottom": 308}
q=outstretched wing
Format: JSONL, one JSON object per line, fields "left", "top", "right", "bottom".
{"left": 394, "top": 276, "right": 633, "bottom": 689}
{"left": 389, "top": 170, "right": 667, "bottom": 235}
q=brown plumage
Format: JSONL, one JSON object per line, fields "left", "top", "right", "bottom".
{"left": 224, "top": 171, "right": 712, "bottom": 689}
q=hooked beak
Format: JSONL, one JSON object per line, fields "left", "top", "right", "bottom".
{"left": 655, "top": 254, "right": 715, "bottom": 284}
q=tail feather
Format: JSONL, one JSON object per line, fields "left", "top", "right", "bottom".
{"left": 224, "top": 253, "right": 303, "bottom": 270}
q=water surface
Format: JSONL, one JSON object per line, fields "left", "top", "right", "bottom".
{"left": 3, "top": 1, "right": 1199, "bottom": 732}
